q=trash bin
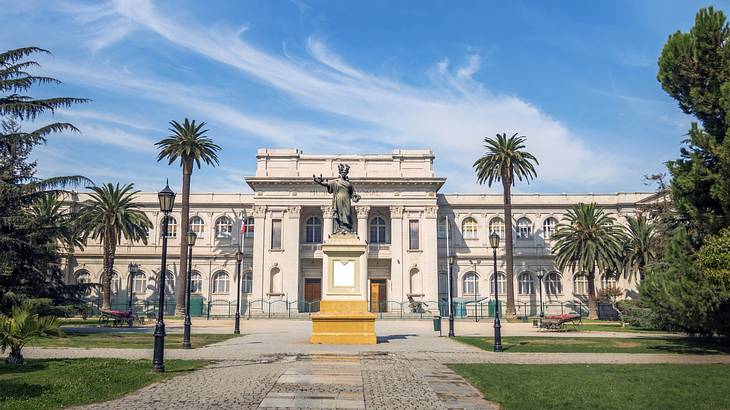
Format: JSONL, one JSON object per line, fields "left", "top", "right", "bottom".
{"left": 433, "top": 316, "right": 442, "bottom": 336}
{"left": 488, "top": 300, "right": 501, "bottom": 317}
{"left": 190, "top": 296, "right": 204, "bottom": 317}
{"left": 455, "top": 302, "right": 466, "bottom": 318}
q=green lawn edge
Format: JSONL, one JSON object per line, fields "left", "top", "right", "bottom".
{"left": 453, "top": 335, "right": 730, "bottom": 354}
{"left": 29, "top": 332, "right": 239, "bottom": 349}
{"left": 449, "top": 363, "right": 730, "bottom": 410}
{"left": 0, "top": 358, "right": 208, "bottom": 410}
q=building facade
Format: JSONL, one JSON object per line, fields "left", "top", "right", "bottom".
{"left": 64, "top": 149, "right": 652, "bottom": 317}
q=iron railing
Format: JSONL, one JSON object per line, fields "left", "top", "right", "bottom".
{"left": 81, "top": 298, "right": 619, "bottom": 320}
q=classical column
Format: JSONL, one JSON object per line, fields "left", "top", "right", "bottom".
{"left": 251, "top": 205, "right": 267, "bottom": 301}
{"left": 283, "top": 206, "right": 301, "bottom": 305}
{"left": 355, "top": 205, "right": 371, "bottom": 294}
{"left": 390, "top": 206, "right": 404, "bottom": 304}
{"left": 321, "top": 206, "right": 333, "bottom": 240}
{"left": 423, "top": 206, "right": 439, "bottom": 302}
{"left": 355, "top": 205, "right": 370, "bottom": 241}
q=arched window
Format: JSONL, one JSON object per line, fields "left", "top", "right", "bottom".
{"left": 132, "top": 272, "right": 147, "bottom": 293}
{"left": 163, "top": 271, "right": 175, "bottom": 296}
{"left": 215, "top": 216, "right": 233, "bottom": 238}
{"left": 491, "top": 272, "right": 507, "bottom": 295}
{"left": 75, "top": 270, "right": 92, "bottom": 296}
{"left": 191, "top": 272, "right": 203, "bottom": 293}
{"left": 516, "top": 217, "right": 532, "bottom": 239}
{"left": 462, "top": 217, "right": 478, "bottom": 240}
{"left": 242, "top": 272, "right": 253, "bottom": 294}
{"left": 243, "top": 216, "right": 255, "bottom": 238}
{"left": 543, "top": 217, "right": 558, "bottom": 239}
{"left": 409, "top": 268, "right": 422, "bottom": 295}
{"left": 463, "top": 272, "right": 479, "bottom": 295}
{"left": 162, "top": 216, "right": 177, "bottom": 238}
{"left": 369, "top": 216, "right": 387, "bottom": 244}
{"left": 601, "top": 273, "right": 618, "bottom": 289}
{"left": 189, "top": 216, "right": 205, "bottom": 238}
{"left": 574, "top": 273, "right": 589, "bottom": 295}
{"left": 546, "top": 272, "right": 563, "bottom": 295}
{"left": 270, "top": 267, "right": 282, "bottom": 294}
{"left": 489, "top": 217, "right": 505, "bottom": 239}
{"left": 305, "top": 216, "right": 322, "bottom": 243}
{"left": 106, "top": 272, "right": 121, "bottom": 295}
{"left": 518, "top": 272, "right": 534, "bottom": 295}
{"left": 213, "top": 271, "right": 230, "bottom": 294}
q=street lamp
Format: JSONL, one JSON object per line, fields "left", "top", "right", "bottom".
{"left": 447, "top": 255, "right": 455, "bottom": 337}
{"left": 182, "top": 230, "right": 196, "bottom": 349}
{"left": 470, "top": 259, "right": 480, "bottom": 322}
{"left": 489, "top": 231, "right": 503, "bottom": 352}
{"left": 234, "top": 249, "right": 243, "bottom": 335}
{"left": 152, "top": 181, "right": 175, "bottom": 373}
{"left": 536, "top": 268, "right": 545, "bottom": 319}
{"left": 127, "top": 263, "right": 138, "bottom": 314}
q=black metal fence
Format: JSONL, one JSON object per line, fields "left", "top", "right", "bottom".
{"left": 82, "top": 298, "right": 619, "bottom": 320}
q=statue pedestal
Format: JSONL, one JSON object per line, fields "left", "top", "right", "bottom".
{"left": 310, "top": 232, "right": 376, "bottom": 345}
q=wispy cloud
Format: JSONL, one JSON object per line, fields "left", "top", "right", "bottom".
{"left": 54, "top": 0, "right": 636, "bottom": 192}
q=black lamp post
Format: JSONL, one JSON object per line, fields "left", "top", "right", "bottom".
{"left": 182, "top": 230, "right": 196, "bottom": 349}
{"left": 536, "top": 269, "right": 545, "bottom": 319}
{"left": 234, "top": 249, "right": 242, "bottom": 335}
{"left": 152, "top": 181, "right": 175, "bottom": 373}
{"left": 489, "top": 231, "right": 503, "bottom": 352}
{"left": 447, "top": 255, "right": 455, "bottom": 337}
{"left": 127, "top": 263, "right": 137, "bottom": 314}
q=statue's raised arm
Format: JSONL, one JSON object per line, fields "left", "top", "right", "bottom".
{"left": 313, "top": 163, "right": 359, "bottom": 233}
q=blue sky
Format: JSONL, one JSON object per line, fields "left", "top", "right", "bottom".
{"left": 1, "top": 0, "right": 722, "bottom": 193}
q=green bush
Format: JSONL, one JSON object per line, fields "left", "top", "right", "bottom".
{"left": 641, "top": 229, "right": 730, "bottom": 336}
{"left": 616, "top": 300, "right": 657, "bottom": 329}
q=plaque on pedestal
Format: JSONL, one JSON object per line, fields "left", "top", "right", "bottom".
{"left": 310, "top": 232, "right": 376, "bottom": 345}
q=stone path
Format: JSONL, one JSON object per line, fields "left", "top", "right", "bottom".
{"left": 75, "top": 353, "right": 497, "bottom": 409}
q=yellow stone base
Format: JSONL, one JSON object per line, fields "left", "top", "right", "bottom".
{"left": 310, "top": 300, "right": 377, "bottom": 345}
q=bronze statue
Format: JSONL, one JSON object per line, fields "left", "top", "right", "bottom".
{"left": 314, "top": 163, "right": 361, "bottom": 234}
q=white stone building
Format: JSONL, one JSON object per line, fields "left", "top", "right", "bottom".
{"left": 64, "top": 149, "right": 652, "bottom": 317}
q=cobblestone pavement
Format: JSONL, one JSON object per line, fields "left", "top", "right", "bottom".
{"left": 75, "top": 353, "right": 497, "bottom": 409}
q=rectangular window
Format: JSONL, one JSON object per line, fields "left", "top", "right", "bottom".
{"left": 271, "top": 219, "right": 282, "bottom": 249}
{"left": 437, "top": 217, "right": 447, "bottom": 238}
{"left": 409, "top": 219, "right": 420, "bottom": 250}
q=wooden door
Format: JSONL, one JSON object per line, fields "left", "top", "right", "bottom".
{"left": 370, "top": 280, "right": 387, "bottom": 312}
{"left": 304, "top": 279, "right": 321, "bottom": 312}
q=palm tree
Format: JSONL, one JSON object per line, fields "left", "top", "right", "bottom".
{"left": 0, "top": 302, "right": 63, "bottom": 364}
{"left": 473, "top": 132, "right": 539, "bottom": 317}
{"left": 624, "top": 214, "right": 657, "bottom": 281}
{"left": 156, "top": 119, "right": 220, "bottom": 316}
{"left": 77, "top": 183, "right": 152, "bottom": 310}
{"left": 551, "top": 203, "right": 626, "bottom": 319}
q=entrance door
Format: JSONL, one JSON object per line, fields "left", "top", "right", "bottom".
{"left": 370, "top": 280, "right": 387, "bottom": 312}
{"left": 303, "top": 278, "right": 321, "bottom": 312}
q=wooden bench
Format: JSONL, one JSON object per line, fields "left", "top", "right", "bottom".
{"left": 539, "top": 314, "right": 582, "bottom": 331}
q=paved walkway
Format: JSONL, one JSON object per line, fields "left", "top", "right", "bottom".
{"left": 24, "top": 319, "right": 727, "bottom": 409}
{"left": 75, "top": 353, "right": 496, "bottom": 409}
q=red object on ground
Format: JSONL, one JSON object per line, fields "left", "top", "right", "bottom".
{"left": 544, "top": 314, "right": 581, "bottom": 320}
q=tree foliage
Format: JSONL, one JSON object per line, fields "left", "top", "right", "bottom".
{"left": 0, "top": 47, "right": 90, "bottom": 314}
{"left": 551, "top": 203, "right": 626, "bottom": 319}
{"left": 77, "top": 184, "right": 152, "bottom": 310}
{"left": 156, "top": 118, "right": 221, "bottom": 315}
{"left": 657, "top": 7, "right": 730, "bottom": 241}
{"left": 473, "top": 132, "right": 538, "bottom": 317}
{"left": 0, "top": 302, "right": 63, "bottom": 364}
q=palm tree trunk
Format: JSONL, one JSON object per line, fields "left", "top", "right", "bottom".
{"left": 101, "top": 232, "right": 116, "bottom": 310}
{"left": 587, "top": 268, "right": 598, "bottom": 319}
{"left": 175, "top": 159, "right": 193, "bottom": 316}
{"left": 6, "top": 346, "right": 23, "bottom": 365}
{"left": 502, "top": 178, "right": 516, "bottom": 318}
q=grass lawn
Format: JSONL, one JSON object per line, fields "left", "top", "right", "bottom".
{"left": 0, "top": 358, "right": 206, "bottom": 410}
{"left": 450, "top": 363, "right": 730, "bottom": 410}
{"left": 574, "top": 323, "right": 669, "bottom": 333}
{"left": 29, "top": 332, "right": 239, "bottom": 349}
{"left": 455, "top": 336, "right": 730, "bottom": 354}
